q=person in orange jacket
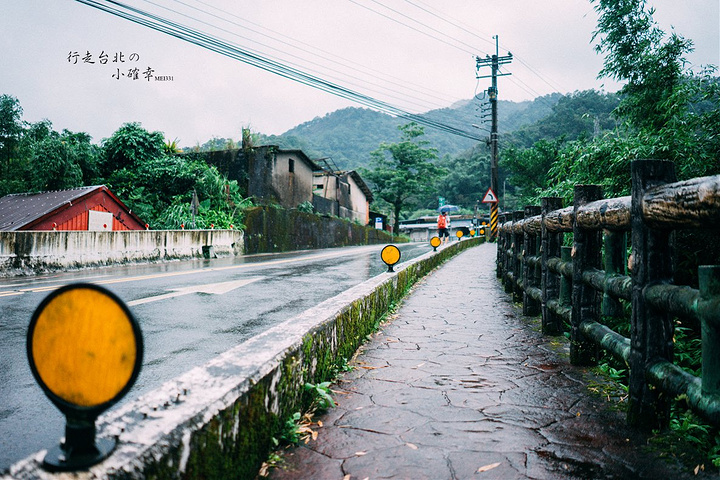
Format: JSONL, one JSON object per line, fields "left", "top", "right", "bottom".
{"left": 437, "top": 211, "right": 450, "bottom": 244}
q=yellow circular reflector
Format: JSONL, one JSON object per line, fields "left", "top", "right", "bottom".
{"left": 456, "top": 231, "right": 464, "bottom": 238}
{"left": 430, "top": 236, "right": 441, "bottom": 248}
{"left": 29, "top": 285, "right": 140, "bottom": 408}
{"left": 470, "top": 230, "right": 476, "bottom": 236}
{"left": 480, "top": 229, "right": 485, "bottom": 235}
{"left": 381, "top": 244, "right": 401, "bottom": 266}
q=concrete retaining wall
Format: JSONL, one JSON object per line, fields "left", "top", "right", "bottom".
{"left": 0, "top": 208, "right": 397, "bottom": 276}
{"left": 4, "top": 237, "right": 483, "bottom": 479}
{"left": 243, "top": 207, "right": 397, "bottom": 254}
{"left": 0, "top": 230, "right": 243, "bottom": 276}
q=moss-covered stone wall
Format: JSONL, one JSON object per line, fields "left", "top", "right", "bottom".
{"left": 243, "top": 206, "right": 400, "bottom": 254}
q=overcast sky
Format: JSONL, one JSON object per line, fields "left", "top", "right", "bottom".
{"left": 2, "top": 0, "right": 718, "bottom": 148}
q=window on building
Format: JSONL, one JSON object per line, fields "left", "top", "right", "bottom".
{"left": 289, "top": 158, "right": 295, "bottom": 173}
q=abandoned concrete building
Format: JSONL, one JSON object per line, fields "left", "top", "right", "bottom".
{"left": 184, "top": 146, "right": 374, "bottom": 224}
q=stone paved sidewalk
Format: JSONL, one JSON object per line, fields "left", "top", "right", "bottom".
{"left": 269, "top": 243, "right": 706, "bottom": 480}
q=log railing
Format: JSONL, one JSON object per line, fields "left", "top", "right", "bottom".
{"left": 496, "top": 159, "right": 720, "bottom": 431}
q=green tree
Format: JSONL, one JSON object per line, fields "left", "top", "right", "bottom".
{"left": 0, "top": 106, "right": 101, "bottom": 195}
{"left": 29, "top": 136, "right": 83, "bottom": 191}
{"left": 189, "top": 136, "right": 239, "bottom": 152}
{"left": 154, "top": 161, "right": 251, "bottom": 229}
{"left": 436, "top": 147, "right": 491, "bottom": 209}
{"left": 498, "top": 0, "right": 718, "bottom": 208}
{"left": 107, "top": 154, "right": 202, "bottom": 224}
{"left": 21, "top": 121, "right": 102, "bottom": 193}
{"left": 100, "top": 122, "right": 165, "bottom": 176}
{"left": 62, "top": 130, "right": 101, "bottom": 185}
{"left": 0, "top": 96, "right": 28, "bottom": 195}
{"left": 506, "top": 90, "right": 620, "bottom": 147}
{"left": 0, "top": 94, "right": 24, "bottom": 166}
{"left": 362, "top": 123, "right": 443, "bottom": 233}
{"left": 502, "top": 138, "right": 563, "bottom": 203}
{"left": 592, "top": 0, "right": 693, "bottom": 131}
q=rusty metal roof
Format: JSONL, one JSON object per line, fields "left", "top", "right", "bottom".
{"left": 0, "top": 186, "right": 103, "bottom": 231}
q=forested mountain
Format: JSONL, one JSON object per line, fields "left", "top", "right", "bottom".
{"left": 258, "top": 93, "right": 561, "bottom": 170}
{"left": 503, "top": 90, "right": 621, "bottom": 148}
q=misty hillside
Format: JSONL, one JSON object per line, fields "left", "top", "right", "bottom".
{"left": 259, "top": 94, "right": 562, "bottom": 170}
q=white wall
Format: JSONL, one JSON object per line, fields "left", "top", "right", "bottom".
{"left": 0, "top": 229, "right": 244, "bottom": 276}
{"left": 346, "top": 174, "right": 370, "bottom": 224}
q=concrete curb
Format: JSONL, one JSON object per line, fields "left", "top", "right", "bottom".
{"left": 5, "top": 237, "right": 484, "bottom": 479}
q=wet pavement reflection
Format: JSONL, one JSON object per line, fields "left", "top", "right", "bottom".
{"left": 270, "top": 244, "right": 711, "bottom": 480}
{"left": 0, "top": 242, "right": 430, "bottom": 471}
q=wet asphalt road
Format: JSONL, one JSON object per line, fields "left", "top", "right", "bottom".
{"left": 0, "top": 242, "right": 431, "bottom": 472}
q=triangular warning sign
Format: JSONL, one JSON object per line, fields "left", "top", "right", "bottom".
{"left": 482, "top": 188, "right": 498, "bottom": 203}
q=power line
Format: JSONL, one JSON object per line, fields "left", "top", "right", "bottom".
{"left": 402, "top": 0, "right": 570, "bottom": 96}
{"left": 345, "top": 0, "right": 477, "bottom": 56}
{"left": 511, "top": 55, "right": 567, "bottom": 94}
{"left": 345, "top": 0, "right": 559, "bottom": 104}
{"left": 401, "top": 0, "right": 493, "bottom": 55}
{"left": 141, "top": 0, "right": 450, "bottom": 112}
{"left": 75, "top": 0, "right": 485, "bottom": 141}
{"left": 163, "top": 0, "right": 461, "bottom": 109}
{"left": 360, "top": 0, "right": 483, "bottom": 55}
{"left": 190, "top": 0, "right": 462, "bottom": 105}
{"left": 178, "top": 0, "right": 560, "bottom": 115}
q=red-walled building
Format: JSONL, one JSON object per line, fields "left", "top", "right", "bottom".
{"left": 0, "top": 185, "right": 146, "bottom": 231}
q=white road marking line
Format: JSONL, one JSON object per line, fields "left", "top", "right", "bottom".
{"left": 127, "top": 277, "right": 262, "bottom": 306}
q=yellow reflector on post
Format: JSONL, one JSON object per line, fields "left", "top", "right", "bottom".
{"left": 430, "top": 236, "right": 441, "bottom": 250}
{"left": 381, "top": 244, "right": 401, "bottom": 272}
{"left": 27, "top": 283, "right": 142, "bottom": 471}
{"left": 31, "top": 288, "right": 137, "bottom": 407}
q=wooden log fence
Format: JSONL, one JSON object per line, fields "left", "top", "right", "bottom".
{"left": 496, "top": 159, "right": 720, "bottom": 431}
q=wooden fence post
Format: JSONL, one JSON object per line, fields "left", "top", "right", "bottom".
{"left": 512, "top": 211, "right": 525, "bottom": 302}
{"left": 699, "top": 266, "right": 720, "bottom": 396}
{"left": 497, "top": 213, "right": 507, "bottom": 279}
{"left": 504, "top": 214, "right": 515, "bottom": 294}
{"left": 542, "top": 197, "right": 564, "bottom": 334}
{"left": 571, "top": 185, "right": 602, "bottom": 366}
{"left": 560, "top": 246, "right": 572, "bottom": 309}
{"left": 628, "top": 159, "right": 676, "bottom": 430}
{"left": 523, "top": 206, "right": 542, "bottom": 315}
{"left": 602, "top": 230, "right": 626, "bottom": 317}
{"left": 532, "top": 221, "right": 543, "bottom": 315}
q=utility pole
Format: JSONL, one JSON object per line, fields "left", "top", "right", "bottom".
{"left": 476, "top": 36, "right": 512, "bottom": 240}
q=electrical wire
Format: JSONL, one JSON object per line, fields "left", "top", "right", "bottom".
{"left": 161, "top": 0, "right": 460, "bottom": 110}
{"left": 140, "top": 0, "right": 448, "bottom": 113}
{"left": 342, "top": 0, "right": 557, "bottom": 107}
{"left": 402, "top": 0, "right": 495, "bottom": 54}
{"left": 345, "top": 0, "right": 477, "bottom": 56}
{"left": 359, "top": 0, "right": 484, "bottom": 56}
{"left": 181, "top": 0, "right": 553, "bottom": 118}
{"left": 188, "top": 0, "right": 462, "bottom": 106}
{"left": 403, "top": 0, "right": 570, "bottom": 95}
{"left": 75, "top": 0, "right": 485, "bottom": 141}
